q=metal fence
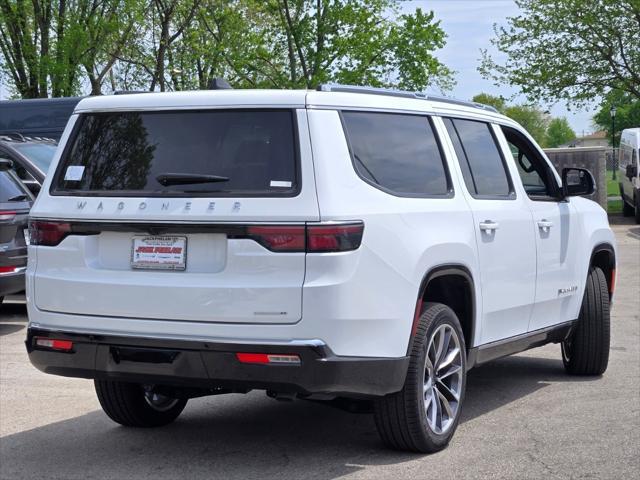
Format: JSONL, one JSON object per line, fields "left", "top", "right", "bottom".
{"left": 605, "top": 148, "right": 619, "bottom": 172}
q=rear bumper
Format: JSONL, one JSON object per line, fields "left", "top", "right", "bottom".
{"left": 25, "top": 328, "right": 409, "bottom": 398}
{"left": 0, "top": 268, "right": 25, "bottom": 297}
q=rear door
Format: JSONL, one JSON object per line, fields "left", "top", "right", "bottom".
{"left": 32, "top": 108, "right": 319, "bottom": 324}
{"left": 443, "top": 118, "right": 536, "bottom": 344}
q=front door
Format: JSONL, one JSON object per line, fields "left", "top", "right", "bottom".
{"left": 500, "top": 126, "right": 582, "bottom": 331}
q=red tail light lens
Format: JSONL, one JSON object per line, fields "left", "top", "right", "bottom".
{"left": 0, "top": 211, "right": 16, "bottom": 221}
{"left": 35, "top": 337, "right": 74, "bottom": 352}
{"left": 307, "top": 223, "right": 364, "bottom": 252}
{"left": 243, "top": 223, "right": 364, "bottom": 253}
{"left": 236, "top": 353, "right": 301, "bottom": 365}
{"left": 246, "top": 225, "right": 306, "bottom": 252}
{"left": 0, "top": 266, "right": 19, "bottom": 274}
{"left": 29, "top": 220, "right": 72, "bottom": 246}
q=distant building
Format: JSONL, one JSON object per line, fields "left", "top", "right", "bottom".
{"left": 560, "top": 130, "right": 609, "bottom": 148}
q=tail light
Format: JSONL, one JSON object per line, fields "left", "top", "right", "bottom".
{"left": 246, "top": 225, "right": 306, "bottom": 252}
{"left": 243, "top": 222, "right": 364, "bottom": 253}
{"left": 0, "top": 210, "right": 16, "bottom": 221}
{"left": 34, "top": 337, "right": 74, "bottom": 352}
{"left": 0, "top": 266, "right": 19, "bottom": 274}
{"left": 29, "top": 220, "right": 72, "bottom": 246}
{"left": 307, "top": 223, "right": 364, "bottom": 252}
{"left": 236, "top": 353, "right": 301, "bottom": 365}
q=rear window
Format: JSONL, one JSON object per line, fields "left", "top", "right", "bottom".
{"left": 52, "top": 110, "right": 299, "bottom": 196}
{"left": 0, "top": 170, "right": 30, "bottom": 202}
{"left": 13, "top": 143, "right": 58, "bottom": 173}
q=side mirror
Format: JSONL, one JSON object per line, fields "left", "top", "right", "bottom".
{"left": 0, "top": 158, "right": 13, "bottom": 171}
{"left": 562, "top": 167, "right": 595, "bottom": 197}
{"left": 626, "top": 164, "right": 638, "bottom": 180}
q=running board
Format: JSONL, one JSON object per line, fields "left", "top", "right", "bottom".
{"left": 467, "top": 321, "right": 576, "bottom": 369}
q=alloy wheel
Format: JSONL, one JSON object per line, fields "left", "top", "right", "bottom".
{"left": 423, "top": 324, "right": 463, "bottom": 434}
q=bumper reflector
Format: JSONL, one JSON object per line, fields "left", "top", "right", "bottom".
{"left": 35, "top": 337, "right": 74, "bottom": 352}
{"left": 236, "top": 353, "right": 301, "bottom": 365}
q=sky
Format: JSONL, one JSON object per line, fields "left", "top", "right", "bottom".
{"left": 403, "top": 0, "right": 599, "bottom": 136}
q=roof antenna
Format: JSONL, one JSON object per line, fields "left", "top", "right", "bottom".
{"left": 208, "top": 78, "right": 232, "bottom": 90}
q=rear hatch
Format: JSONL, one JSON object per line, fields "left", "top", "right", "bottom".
{"left": 0, "top": 170, "right": 32, "bottom": 273}
{"left": 32, "top": 107, "right": 319, "bottom": 324}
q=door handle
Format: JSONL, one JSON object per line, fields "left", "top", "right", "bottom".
{"left": 537, "top": 219, "right": 553, "bottom": 230}
{"left": 479, "top": 220, "right": 499, "bottom": 232}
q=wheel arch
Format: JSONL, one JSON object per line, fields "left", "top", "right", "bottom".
{"left": 590, "top": 243, "right": 616, "bottom": 299}
{"left": 408, "top": 264, "right": 477, "bottom": 355}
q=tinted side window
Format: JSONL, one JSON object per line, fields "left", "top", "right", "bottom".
{"left": 446, "top": 118, "right": 512, "bottom": 197}
{"left": 502, "top": 126, "right": 559, "bottom": 199}
{"left": 0, "top": 170, "right": 30, "bottom": 202}
{"left": 443, "top": 118, "right": 476, "bottom": 194}
{"left": 341, "top": 112, "right": 450, "bottom": 196}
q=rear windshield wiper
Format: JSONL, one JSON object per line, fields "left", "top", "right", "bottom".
{"left": 7, "top": 194, "right": 29, "bottom": 202}
{"left": 156, "top": 173, "right": 230, "bottom": 187}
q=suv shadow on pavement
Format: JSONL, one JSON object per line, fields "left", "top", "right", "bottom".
{"left": 0, "top": 351, "right": 601, "bottom": 480}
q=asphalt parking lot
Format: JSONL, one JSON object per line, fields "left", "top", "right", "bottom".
{"left": 0, "top": 218, "right": 638, "bottom": 480}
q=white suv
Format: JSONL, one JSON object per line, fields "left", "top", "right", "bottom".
{"left": 26, "top": 85, "right": 616, "bottom": 452}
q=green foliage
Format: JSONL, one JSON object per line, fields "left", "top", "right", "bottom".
{"left": 504, "top": 104, "right": 550, "bottom": 146}
{"left": 473, "top": 92, "right": 568, "bottom": 147}
{"left": 0, "top": 0, "right": 140, "bottom": 97}
{"left": 593, "top": 90, "right": 640, "bottom": 146}
{"left": 546, "top": 117, "right": 576, "bottom": 148}
{"left": 0, "top": 0, "right": 454, "bottom": 97}
{"left": 480, "top": 0, "right": 640, "bottom": 107}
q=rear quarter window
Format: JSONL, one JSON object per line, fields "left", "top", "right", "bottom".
{"left": 341, "top": 111, "right": 451, "bottom": 197}
{"left": 52, "top": 109, "right": 299, "bottom": 197}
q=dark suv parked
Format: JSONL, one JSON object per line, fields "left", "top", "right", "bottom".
{"left": 0, "top": 97, "right": 81, "bottom": 140}
{"left": 0, "top": 159, "right": 33, "bottom": 305}
{"left": 0, "top": 134, "right": 58, "bottom": 195}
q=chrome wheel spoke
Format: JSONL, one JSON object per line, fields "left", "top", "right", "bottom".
{"left": 437, "top": 346, "right": 460, "bottom": 372}
{"left": 429, "top": 388, "right": 440, "bottom": 429}
{"left": 435, "top": 386, "right": 454, "bottom": 421}
{"left": 423, "top": 322, "right": 463, "bottom": 435}
{"left": 436, "top": 377, "right": 460, "bottom": 402}
{"left": 438, "top": 362, "right": 462, "bottom": 380}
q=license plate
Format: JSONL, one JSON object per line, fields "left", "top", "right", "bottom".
{"left": 23, "top": 228, "right": 30, "bottom": 246}
{"left": 131, "top": 236, "right": 187, "bottom": 271}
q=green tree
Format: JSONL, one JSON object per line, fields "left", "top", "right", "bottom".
{"left": 471, "top": 93, "right": 507, "bottom": 113}
{"left": 480, "top": 0, "right": 640, "bottom": 107}
{"left": 546, "top": 117, "right": 576, "bottom": 147}
{"left": 504, "top": 104, "right": 550, "bottom": 146}
{"left": 593, "top": 90, "right": 640, "bottom": 147}
{"left": 251, "top": 0, "right": 454, "bottom": 90}
{"left": 0, "top": 0, "right": 140, "bottom": 97}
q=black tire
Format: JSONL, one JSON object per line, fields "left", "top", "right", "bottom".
{"left": 635, "top": 194, "right": 640, "bottom": 224}
{"left": 94, "top": 380, "right": 187, "bottom": 427}
{"left": 562, "top": 267, "right": 610, "bottom": 375}
{"left": 374, "top": 302, "right": 466, "bottom": 453}
{"left": 622, "top": 200, "right": 634, "bottom": 217}
{"left": 620, "top": 186, "right": 634, "bottom": 217}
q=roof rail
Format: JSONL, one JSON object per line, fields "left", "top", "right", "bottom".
{"left": 0, "top": 132, "right": 26, "bottom": 142}
{"left": 113, "top": 90, "right": 150, "bottom": 95}
{"left": 316, "top": 84, "right": 499, "bottom": 113}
